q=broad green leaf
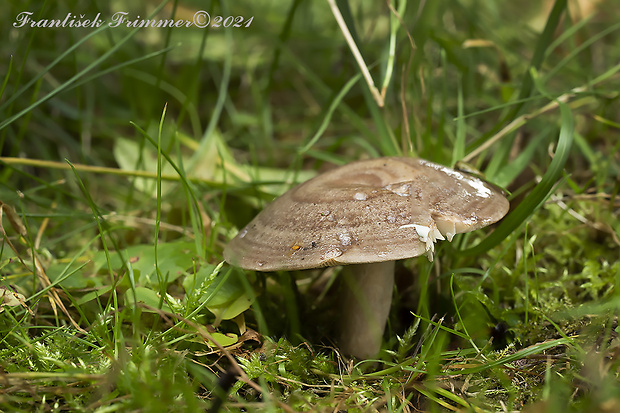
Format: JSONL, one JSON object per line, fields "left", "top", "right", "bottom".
{"left": 93, "top": 241, "right": 197, "bottom": 286}
{"left": 124, "top": 286, "right": 172, "bottom": 313}
{"left": 75, "top": 286, "right": 114, "bottom": 305}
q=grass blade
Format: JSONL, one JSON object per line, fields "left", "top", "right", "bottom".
{"left": 460, "top": 99, "right": 574, "bottom": 256}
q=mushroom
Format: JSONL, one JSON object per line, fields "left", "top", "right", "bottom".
{"left": 224, "top": 157, "right": 509, "bottom": 358}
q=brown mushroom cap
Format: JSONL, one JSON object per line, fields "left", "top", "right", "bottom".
{"left": 224, "top": 157, "right": 509, "bottom": 271}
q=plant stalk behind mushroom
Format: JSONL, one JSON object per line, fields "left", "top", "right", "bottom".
{"left": 224, "top": 157, "right": 509, "bottom": 359}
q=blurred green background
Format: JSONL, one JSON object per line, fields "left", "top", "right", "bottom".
{"left": 1, "top": 0, "right": 619, "bottom": 411}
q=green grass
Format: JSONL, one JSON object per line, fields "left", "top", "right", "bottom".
{"left": 1, "top": 0, "right": 620, "bottom": 411}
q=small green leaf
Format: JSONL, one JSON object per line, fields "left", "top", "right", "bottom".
{"left": 207, "top": 293, "right": 253, "bottom": 323}
{"left": 209, "top": 332, "right": 238, "bottom": 347}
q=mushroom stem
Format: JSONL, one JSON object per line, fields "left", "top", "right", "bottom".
{"left": 339, "top": 261, "right": 395, "bottom": 358}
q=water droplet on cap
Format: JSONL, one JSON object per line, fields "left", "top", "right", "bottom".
{"left": 384, "top": 183, "right": 411, "bottom": 196}
{"left": 321, "top": 248, "right": 342, "bottom": 261}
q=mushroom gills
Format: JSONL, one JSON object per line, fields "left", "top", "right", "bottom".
{"left": 399, "top": 222, "right": 445, "bottom": 260}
